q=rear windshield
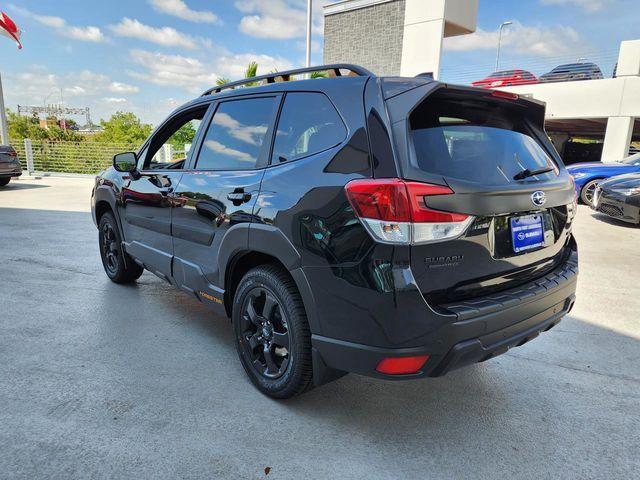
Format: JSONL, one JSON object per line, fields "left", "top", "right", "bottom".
{"left": 409, "top": 97, "right": 557, "bottom": 185}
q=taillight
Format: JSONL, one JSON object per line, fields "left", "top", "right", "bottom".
{"left": 491, "top": 90, "right": 519, "bottom": 100}
{"left": 344, "top": 178, "right": 474, "bottom": 244}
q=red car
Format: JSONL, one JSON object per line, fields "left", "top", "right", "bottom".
{"left": 472, "top": 69, "right": 539, "bottom": 89}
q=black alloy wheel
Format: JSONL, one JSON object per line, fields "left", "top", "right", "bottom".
{"left": 239, "top": 287, "right": 291, "bottom": 379}
{"left": 232, "top": 265, "right": 314, "bottom": 398}
{"left": 101, "top": 221, "right": 120, "bottom": 277}
{"left": 98, "top": 212, "right": 143, "bottom": 283}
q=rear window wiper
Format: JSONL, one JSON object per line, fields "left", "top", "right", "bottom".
{"left": 513, "top": 166, "right": 554, "bottom": 180}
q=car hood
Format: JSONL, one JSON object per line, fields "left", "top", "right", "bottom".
{"left": 567, "top": 162, "right": 631, "bottom": 174}
{"left": 600, "top": 172, "right": 640, "bottom": 189}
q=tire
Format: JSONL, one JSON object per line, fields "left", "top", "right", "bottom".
{"left": 232, "top": 265, "right": 313, "bottom": 399}
{"left": 98, "top": 212, "right": 144, "bottom": 284}
{"left": 0, "top": 177, "right": 10, "bottom": 187}
{"left": 580, "top": 179, "right": 601, "bottom": 206}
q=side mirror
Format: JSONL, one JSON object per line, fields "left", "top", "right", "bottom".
{"left": 113, "top": 152, "right": 138, "bottom": 174}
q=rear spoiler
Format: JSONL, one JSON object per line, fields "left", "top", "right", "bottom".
{"left": 384, "top": 82, "right": 547, "bottom": 130}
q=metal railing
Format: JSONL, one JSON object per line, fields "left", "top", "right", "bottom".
{"left": 9, "top": 139, "right": 188, "bottom": 176}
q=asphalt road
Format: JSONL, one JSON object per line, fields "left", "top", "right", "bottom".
{"left": 1, "top": 176, "right": 639, "bottom": 479}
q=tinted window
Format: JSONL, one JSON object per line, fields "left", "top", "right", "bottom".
{"left": 196, "top": 96, "right": 278, "bottom": 170}
{"left": 272, "top": 93, "right": 346, "bottom": 164}
{"left": 410, "top": 98, "right": 558, "bottom": 185}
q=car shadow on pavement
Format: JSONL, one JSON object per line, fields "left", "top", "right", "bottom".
{"left": 0, "top": 181, "right": 50, "bottom": 191}
{"left": 590, "top": 211, "right": 639, "bottom": 228}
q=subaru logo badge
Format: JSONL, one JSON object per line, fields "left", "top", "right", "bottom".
{"left": 531, "top": 191, "right": 546, "bottom": 207}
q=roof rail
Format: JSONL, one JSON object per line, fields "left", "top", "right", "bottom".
{"left": 201, "top": 64, "right": 374, "bottom": 96}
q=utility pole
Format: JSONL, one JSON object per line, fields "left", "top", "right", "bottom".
{"left": 495, "top": 21, "right": 512, "bottom": 72}
{"left": 0, "top": 73, "right": 8, "bottom": 145}
{"left": 306, "top": 0, "right": 312, "bottom": 68}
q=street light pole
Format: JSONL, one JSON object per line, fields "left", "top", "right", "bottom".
{"left": 306, "top": 0, "right": 312, "bottom": 68}
{"left": 495, "top": 21, "right": 512, "bottom": 72}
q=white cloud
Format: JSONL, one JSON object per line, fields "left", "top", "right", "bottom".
{"left": 149, "top": 0, "right": 221, "bottom": 24}
{"left": 9, "top": 5, "right": 105, "bottom": 42}
{"left": 6, "top": 68, "right": 137, "bottom": 102}
{"left": 443, "top": 21, "right": 583, "bottom": 57}
{"left": 102, "top": 97, "right": 128, "bottom": 104}
{"left": 540, "top": 0, "right": 614, "bottom": 13}
{"left": 128, "top": 49, "right": 219, "bottom": 93}
{"left": 65, "top": 26, "right": 104, "bottom": 42}
{"left": 127, "top": 49, "right": 293, "bottom": 93}
{"left": 109, "top": 82, "right": 140, "bottom": 94}
{"left": 109, "top": 18, "right": 208, "bottom": 50}
{"left": 235, "top": 0, "right": 327, "bottom": 39}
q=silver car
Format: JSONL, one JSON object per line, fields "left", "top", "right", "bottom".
{"left": 0, "top": 145, "right": 22, "bottom": 186}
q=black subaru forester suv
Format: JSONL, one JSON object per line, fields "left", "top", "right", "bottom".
{"left": 92, "top": 65, "right": 578, "bottom": 398}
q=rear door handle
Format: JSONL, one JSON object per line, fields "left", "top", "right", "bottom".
{"left": 227, "top": 191, "right": 252, "bottom": 203}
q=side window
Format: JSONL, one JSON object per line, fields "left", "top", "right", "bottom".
{"left": 195, "top": 96, "right": 279, "bottom": 171}
{"left": 272, "top": 93, "right": 347, "bottom": 164}
{"left": 144, "top": 106, "right": 207, "bottom": 170}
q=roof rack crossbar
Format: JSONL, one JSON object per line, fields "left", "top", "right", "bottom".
{"left": 201, "top": 64, "right": 374, "bottom": 96}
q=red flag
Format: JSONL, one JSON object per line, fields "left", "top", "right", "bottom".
{"left": 0, "top": 11, "right": 22, "bottom": 49}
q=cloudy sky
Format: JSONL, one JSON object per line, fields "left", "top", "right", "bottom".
{"left": 0, "top": 0, "right": 636, "bottom": 125}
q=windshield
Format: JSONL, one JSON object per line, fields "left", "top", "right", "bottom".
{"left": 620, "top": 152, "right": 640, "bottom": 165}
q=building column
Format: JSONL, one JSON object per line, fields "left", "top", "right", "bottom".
{"left": 400, "top": 0, "right": 446, "bottom": 79}
{"left": 601, "top": 116, "right": 634, "bottom": 163}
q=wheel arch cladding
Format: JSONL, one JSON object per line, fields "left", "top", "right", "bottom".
{"left": 222, "top": 224, "right": 321, "bottom": 336}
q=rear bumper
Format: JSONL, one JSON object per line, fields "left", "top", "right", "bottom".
{"left": 312, "top": 248, "right": 577, "bottom": 381}
{"left": 0, "top": 164, "right": 22, "bottom": 177}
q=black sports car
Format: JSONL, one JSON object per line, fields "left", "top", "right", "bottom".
{"left": 592, "top": 173, "right": 640, "bottom": 225}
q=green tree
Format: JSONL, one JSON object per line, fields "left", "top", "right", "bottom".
{"left": 168, "top": 121, "right": 197, "bottom": 149}
{"left": 6, "top": 109, "right": 82, "bottom": 141}
{"left": 95, "top": 112, "right": 152, "bottom": 144}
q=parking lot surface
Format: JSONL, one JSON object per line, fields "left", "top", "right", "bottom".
{"left": 1, "top": 177, "right": 639, "bottom": 479}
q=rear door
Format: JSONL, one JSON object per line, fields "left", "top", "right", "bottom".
{"left": 385, "top": 85, "right": 576, "bottom": 304}
{"left": 171, "top": 94, "right": 281, "bottom": 297}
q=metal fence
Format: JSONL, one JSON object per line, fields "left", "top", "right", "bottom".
{"left": 9, "top": 139, "right": 188, "bottom": 176}
{"left": 10, "top": 139, "right": 139, "bottom": 175}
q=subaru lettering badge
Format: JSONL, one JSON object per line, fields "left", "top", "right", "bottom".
{"left": 531, "top": 191, "right": 546, "bottom": 207}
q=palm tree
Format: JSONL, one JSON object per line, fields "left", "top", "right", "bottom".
{"left": 215, "top": 61, "right": 259, "bottom": 87}
{"left": 214, "top": 61, "right": 326, "bottom": 87}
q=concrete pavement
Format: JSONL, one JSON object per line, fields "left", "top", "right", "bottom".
{"left": 0, "top": 176, "right": 639, "bottom": 479}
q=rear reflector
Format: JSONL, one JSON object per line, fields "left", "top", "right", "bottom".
{"left": 376, "top": 355, "right": 430, "bottom": 375}
{"left": 344, "top": 178, "right": 473, "bottom": 244}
